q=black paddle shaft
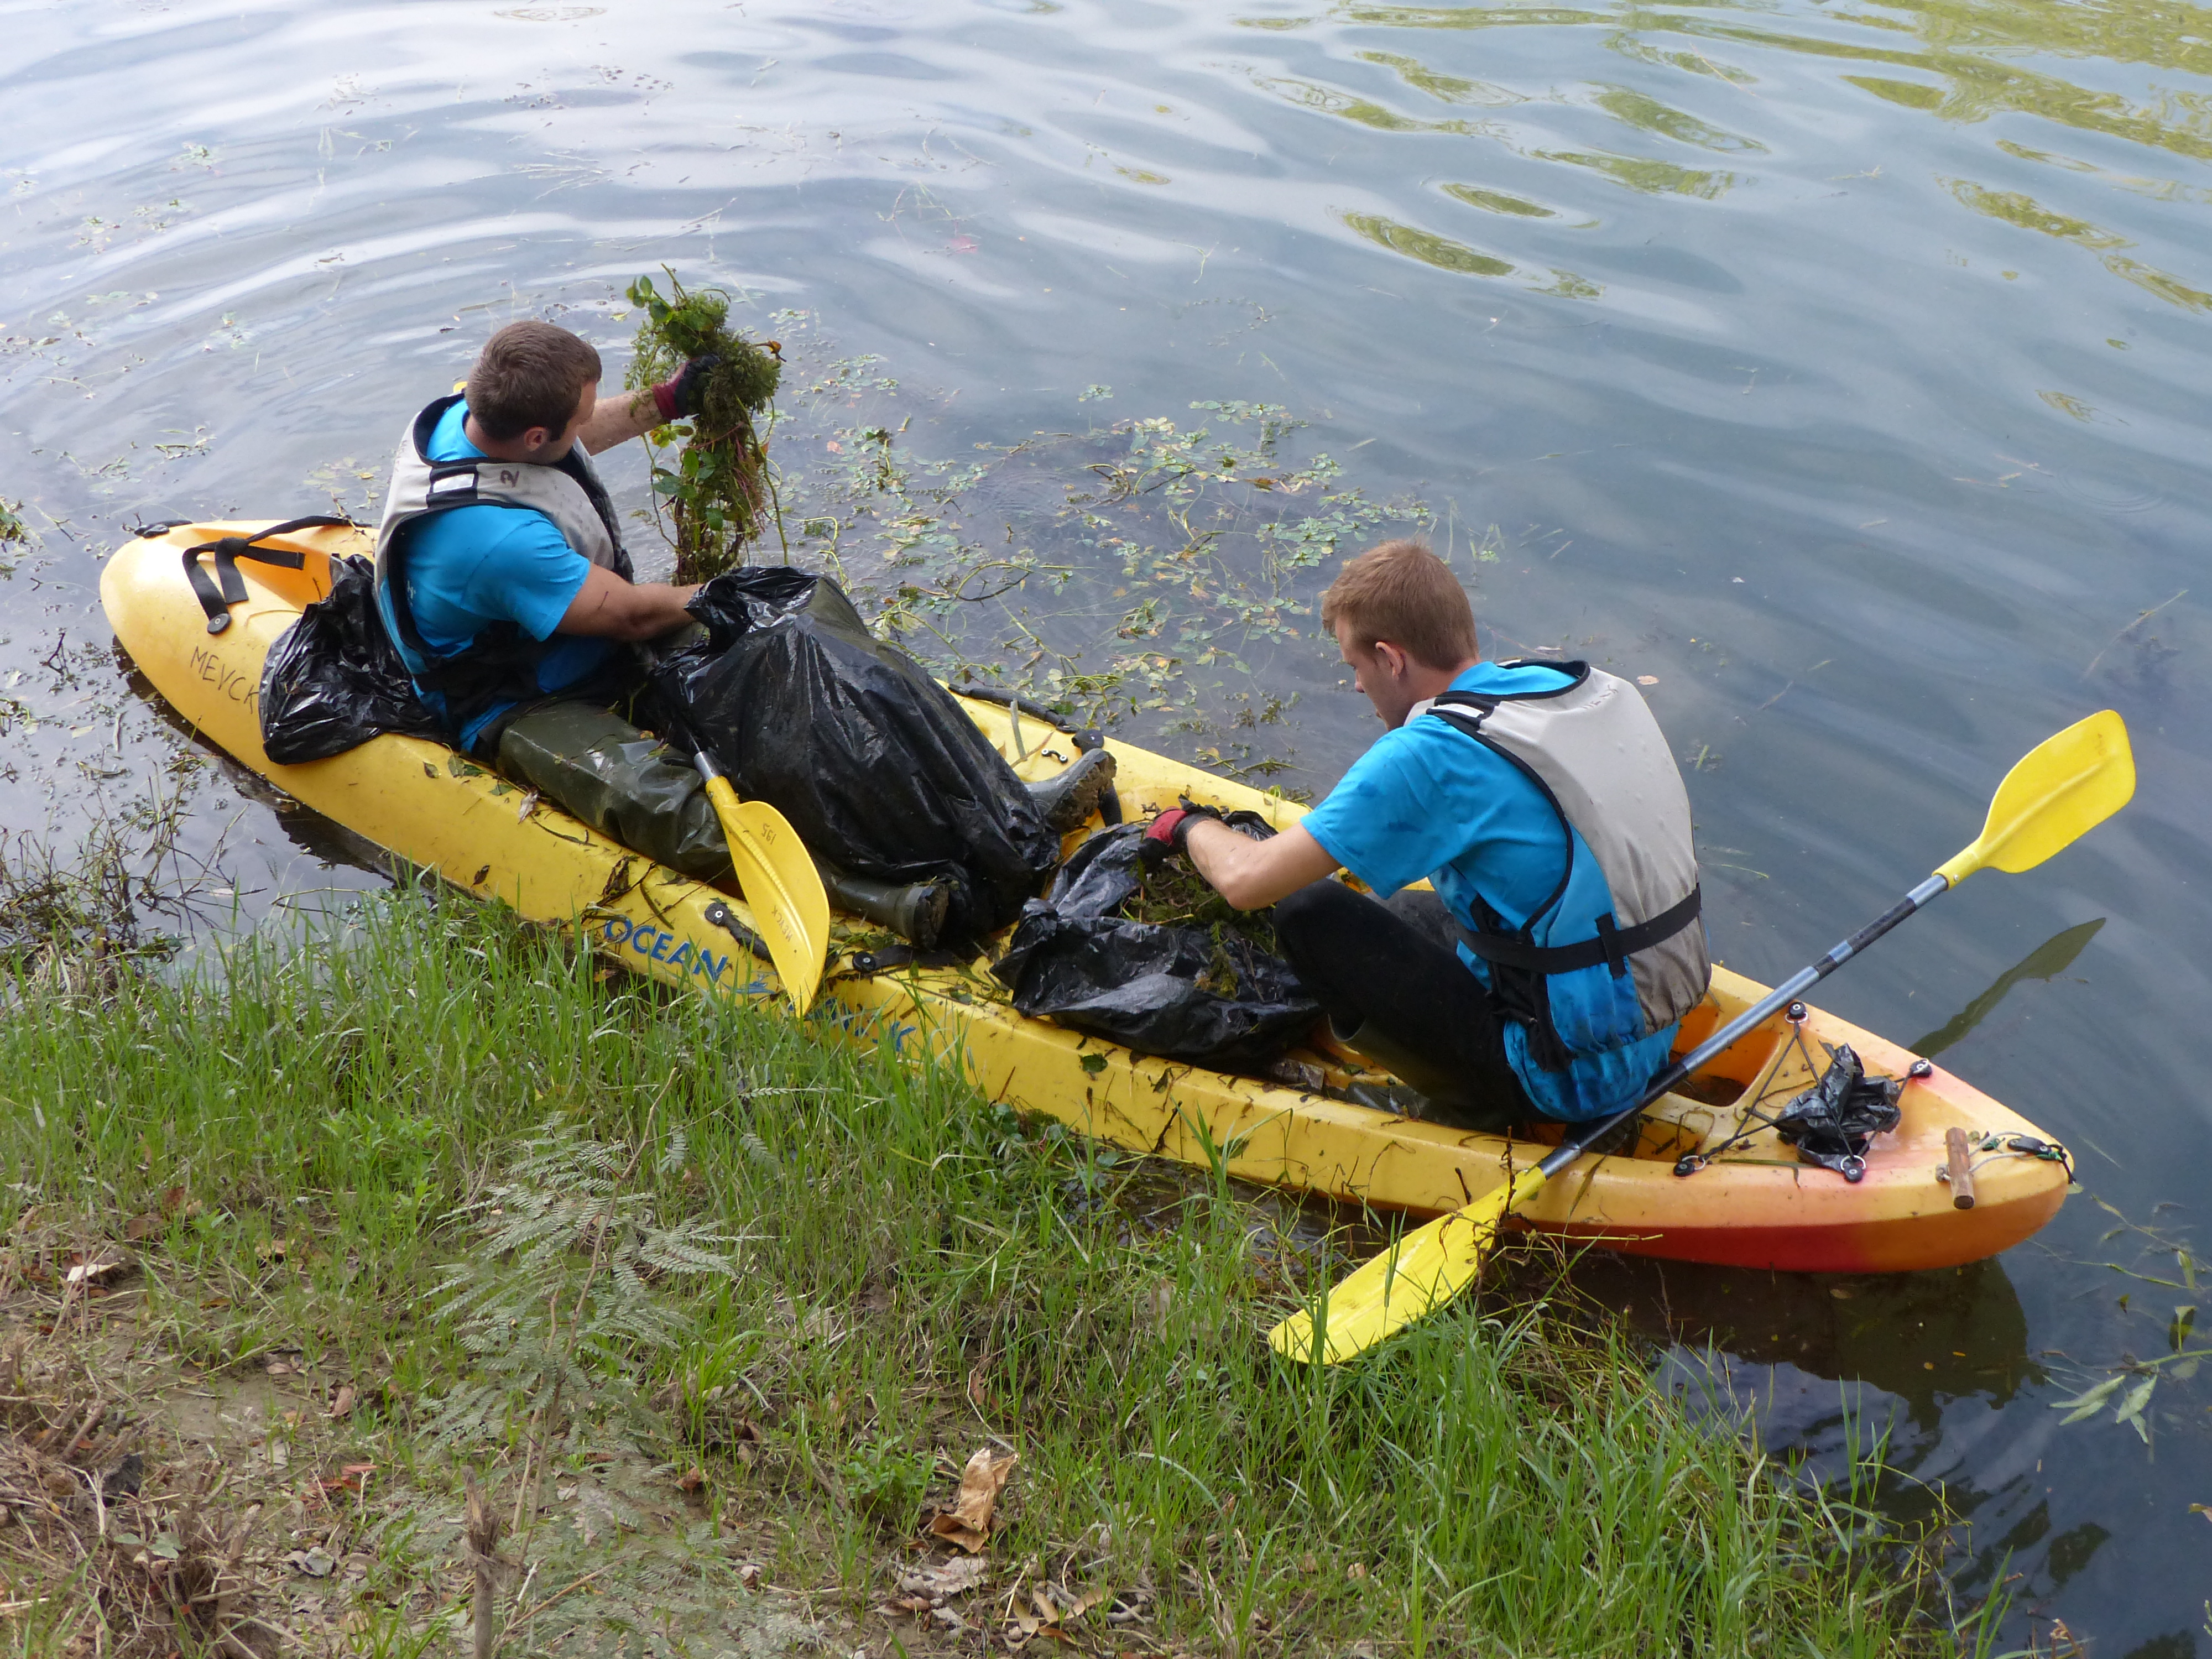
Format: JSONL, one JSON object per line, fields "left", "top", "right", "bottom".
{"left": 1538, "top": 872, "right": 1953, "bottom": 1178}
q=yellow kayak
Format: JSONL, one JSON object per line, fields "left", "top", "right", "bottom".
{"left": 102, "top": 521, "right": 2071, "bottom": 1273}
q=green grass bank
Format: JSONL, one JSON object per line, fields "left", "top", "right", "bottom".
{"left": 0, "top": 891, "right": 2000, "bottom": 1657}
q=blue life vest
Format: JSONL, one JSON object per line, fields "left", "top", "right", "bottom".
{"left": 373, "top": 393, "right": 636, "bottom": 749}
{"left": 1422, "top": 662, "right": 1710, "bottom": 1079}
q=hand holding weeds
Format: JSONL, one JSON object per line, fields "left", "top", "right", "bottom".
{"left": 1139, "top": 802, "right": 1222, "bottom": 869}
{"left": 625, "top": 270, "right": 783, "bottom": 582}
{"left": 652, "top": 354, "right": 721, "bottom": 422}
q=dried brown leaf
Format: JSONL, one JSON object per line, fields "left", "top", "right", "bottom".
{"left": 926, "top": 1447, "right": 1015, "bottom": 1553}
{"left": 316, "top": 1463, "right": 374, "bottom": 1498}
{"left": 328, "top": 1384, "right": 356, "bottom": 1420}
{"left": 1065, "top": 1587, "right": 1109, "bottom": 1620}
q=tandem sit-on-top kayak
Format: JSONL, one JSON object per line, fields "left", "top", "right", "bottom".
{"left": 102, "top": 520, "right": 2073, "bottom": 1275}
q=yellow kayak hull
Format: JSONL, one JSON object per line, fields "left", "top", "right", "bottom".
{"left": 102, "top": 523, "right": 2069, "bottom": 1274}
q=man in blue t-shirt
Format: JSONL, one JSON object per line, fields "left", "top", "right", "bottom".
{"left": 374, "top": 320, "right": 744, "bottom": 880}
{"left": 375, "top": 320, "right": 1120, "bottom": 943}
{"left": 1140, "top": 540, "right": 1705, "bottom": 1131}
{"left": 375, "top": 320, "right": 711, "bottom": 754}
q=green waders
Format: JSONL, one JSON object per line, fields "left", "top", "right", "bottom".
{"left": 495, "top": 701, "right": 735, "bottom": 884}
{"left": 492, "top": 699, "right": 972, "bottom": 947}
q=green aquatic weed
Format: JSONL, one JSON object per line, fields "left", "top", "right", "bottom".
{"left": 1126, "top": 851, "right": 1284, "bottom": 994}
{"left": 625, "top": 271, "right": 784, "bottom": 582}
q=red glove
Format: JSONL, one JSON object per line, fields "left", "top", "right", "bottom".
{"left": 651, "top": 354, "right": 721, "bottom": 421}
{"left": 1141, "top": 804, "right": 1222, "bottom": 863}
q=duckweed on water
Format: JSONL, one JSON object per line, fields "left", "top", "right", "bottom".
{"left": 625, "top": 271, "right": 784, "bottom": 582}
{"left": 763, "top": 332, "right": 1433, "bottom": 791}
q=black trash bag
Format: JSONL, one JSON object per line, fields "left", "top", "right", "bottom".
{"left": 990, "top": 820, "right": 1319, "bottom": 1071}
{"left": 1773, "top": 1044, "right": 1903, "bottom": 1182}
{"left": 260, "top": 554, "right": 444, "bottom": 764}
{"left": 661, "top": 567, "right": 1061, "bottom": 942}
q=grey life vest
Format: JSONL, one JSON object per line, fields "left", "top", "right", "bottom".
{"left": 374, "top": 393, "right": 635, "bottom": 747}
{"left": 1425, "top": 662, "right": 1710, "bottom": 1064}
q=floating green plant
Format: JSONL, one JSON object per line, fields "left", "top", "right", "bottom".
{"left": 625, "top": 271, "right": 784, "bottom": 582}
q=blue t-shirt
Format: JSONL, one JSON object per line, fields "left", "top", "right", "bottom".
{"left": 1301, "top": 661, "right": 1679, "bottom": 1121}
{"left": 376, "top": 399, "right": 614, "bottom": 751}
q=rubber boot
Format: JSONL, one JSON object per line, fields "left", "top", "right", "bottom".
{"left": 1026, "top": 747, "right": 1119, "bottom": 833}
{"left": 816, "top": 860, "right": 952, "bottom": 951}
{"left": 1332, "top": 1019, "right": 1526, "bottom": 1135}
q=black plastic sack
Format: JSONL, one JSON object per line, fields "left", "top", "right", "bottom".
{"left": 260, "top": 554, "right": 444, "bottom": 764}
{"left": 662, "top": 567, "right": 1062, "bottom": 942}
{"left": 1774, "top": 1044, "right": 1902, "bottom": 1181}
{"left": 990, "top": 821, "right": 1319, "bottom": 1071}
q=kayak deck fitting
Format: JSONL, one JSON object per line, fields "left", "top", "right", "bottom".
{"left": 101, "top": 522, "right": 2070, "bottom": 1275}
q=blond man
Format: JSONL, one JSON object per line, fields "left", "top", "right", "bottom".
{"left": 1142, "top": 541, "right": 1710, "bottom": 1130}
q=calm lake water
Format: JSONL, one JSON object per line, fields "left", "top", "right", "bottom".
{"left": 6, "top": 0, "right": 2211, "bottom": 1644}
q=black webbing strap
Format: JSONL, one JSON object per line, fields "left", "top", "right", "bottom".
{"left": 181, "top": 516, "right": 355, "bottom": 634}
{"left": 1460, "top": 885, "right": 1703, "bottom": 978}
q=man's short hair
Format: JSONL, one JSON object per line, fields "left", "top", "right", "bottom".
{"left": 466, "top": 321, "right": 603, "bottom": 441}
{"left": 1319, "top": 539, "right": 1479, "bottom": 670}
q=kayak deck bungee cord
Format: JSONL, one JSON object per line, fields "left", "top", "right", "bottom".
{"left": 102, "top": 521, "right": 2072, "bottom": 1274}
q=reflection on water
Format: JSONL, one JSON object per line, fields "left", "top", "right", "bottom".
{"left": 1256, "top": 0, "right": 2212, "bottom": 317}
{"left": 1604, "top": 1255, "right": 2038, "bottom": 1419}
{"left": 1354, "top": 48, "right": 1527, "bottom": 105}
{"left": 1947, "top": 178, "right": 2212, "bottom": 309}
{"left": 1912, "top": 918, "right": 2105, "bottom": 1056}
{"left": 1256, "top": 73, "right": 1496, "bottom": 134}
{"left": 1344, "top": 210, "right": 1516, "bottom": 274}
{"left": 1441, "top": 181, "right": 1561, "bottom": 217}
{"left": 1588, "top": 84, "right": 1763, "bottom": 154}
{"left": 7, "top": 0, "right": 2212, "bottom": 1645}
{"left": 1530, "top": 146, "right": 1737, "bottom": 197}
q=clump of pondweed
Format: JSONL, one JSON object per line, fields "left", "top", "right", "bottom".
{"left": 0, "top": 498, "right": 28, "bottom": 545}
{"left": 1124, "top": 846, "right": 1284, "bottom": 997}
{"left": 625, "top": 271, "right": 784, "bottom": 583}
{"left": 0, "top": 805, "right": 220, "bottom": 997}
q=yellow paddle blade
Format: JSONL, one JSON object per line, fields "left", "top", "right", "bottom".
{"left": 1267, "top": 1168, "right": 1550, "bottom": 1365}
{"left": 1935, "top": 711, "right": 2135, "bottom": 885}
{"left": 703, "top": 776, "right": 831, "bottom": 1015}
